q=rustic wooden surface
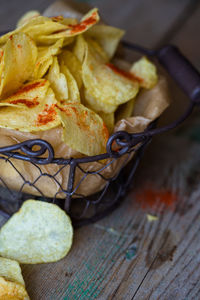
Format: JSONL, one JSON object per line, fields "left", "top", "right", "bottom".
{"left": 0, "top": 0, "right": 200, "bottom": 299}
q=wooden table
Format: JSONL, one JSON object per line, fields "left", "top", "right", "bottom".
{"left": 0, "top": 0, "right": 200, "bottom": 299}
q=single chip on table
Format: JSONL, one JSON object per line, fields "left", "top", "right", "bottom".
{"left": 130, "top": 56, "right": 158, "bottom": 89}
{"left": 57, "top": 102, "right": 109, "bottom": 156}
{"left": 0, "top": 257, "right": 25, "bottom": 286}
{"left": 0, "top": 257, "right": 30, "bottom": 299}
{"left": 0, "top": 200, "right": 73, "bottom": 264}
{"left": 0, "top": 32, "right": 37, "bottom": 99}
{"left": 0, "top": 80, "right": 61, "bottom": 132}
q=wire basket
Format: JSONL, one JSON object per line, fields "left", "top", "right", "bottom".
{"left": 0, "top": 42, "right": 199, "bottom": 227}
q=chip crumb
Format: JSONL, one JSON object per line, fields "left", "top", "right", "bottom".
{"left": 146, "top": 214, "right": 158, "bottom": 222}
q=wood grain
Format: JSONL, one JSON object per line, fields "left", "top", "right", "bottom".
{"left": 0, "top": 1, "right": 200, "bottom": 299}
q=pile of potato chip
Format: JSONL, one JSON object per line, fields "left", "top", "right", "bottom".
{"left": 0, "top": 8, "right": 157, "bottom": 156}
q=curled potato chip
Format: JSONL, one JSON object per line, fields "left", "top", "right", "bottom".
{"left": 0, "top": 200, "right": 73, "bottom": 264}
{"left": 60, "top": 62, "right": 80, "bottom": 102}
{"left": 0, "top": 257, "right": 24, "bottom": 286}
{"left": 82, "top": 43, "right": 139, "bottom": 106}
{"left": 59, "top": 50, "right": 82, "bottom": 89}
{"left": 33, "top": 38, "right": 64, "bottom": 79}
{"left": 17, "top": 10, "right": 40, "bottom": 28}
{"left": 46, "top": 57, "right": 68, "bottom": 101}
{"left": 86, "top": 24, "right": 124, "bottom": 59}
{"left": 73, "top": 35, "right": 87, "bottom": 63}
{"left": 0, "top": 277, "right": 30, "bottom": 300}
{"left": 57, "top": 102, "right": 109, "bottom": 155}
{"left": 0, "top": 81, "right": 61, "bottom": 131}
{"left": 130, "top": 56, "right": 158, "bottom": 89}
{"left": 0, "top": 32, "right": 37, "bottom": 98}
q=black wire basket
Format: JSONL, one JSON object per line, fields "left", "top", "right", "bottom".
{"left": 0, "top": 41, "right": 199, "bottom": 227}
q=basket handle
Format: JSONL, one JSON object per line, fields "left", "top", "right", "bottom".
{"left": 157, "top": 45, "right": 200, "bottom": 103}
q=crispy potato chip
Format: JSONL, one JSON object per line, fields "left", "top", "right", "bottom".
{"left": 17, "top": 10, "right": 40, "bottom": 28}
{"left": 59, "top": 50, "right": 82, "bottom": 89}
{"left": 82, "top": 43, "right": 139, "bottom": 106}
{"left": 98, "top": 111, "right": 114, "bottom": 134}
{"left": 0, "top": 33, "right": 37, "bottom": 98}
{"left": 130, "top": 56, "right": 158, "bottom": 89}
{"left": 0, "top": 200, "right": 73, "bottom": 264}
{"left": 34, "top": 56, "right": 53, "bottom": 79}
{"left": 60, "top": 62, "right": 80, "bottom": 102}
{"left": 33, "top": 38, "right": 64, "bottom": 79}
{"left": 84, "top": 89, "right": 117, "bottom": 113}
{"left": 0, "top": 257, "right": 24, "bottom": 286}
{"left": 0, "top": 277, "right": 30, "bottom": 300}
{"left": 115, "top": 98, "right": 135, "bottom": 122}
{"left": 57, "top": 103, "right": 109, "bottom": 155}
{"left": 46, "top": 57, "right": 68, "bottom": 101}
{"left": 73, "top": 35, "right": 87, "bottom": 63}
{"left": 86, "top": 24, "right": 124, "bottom": 59}
{"left": 0, "top": 81, "right": 61, "bottom": 131}
{"left": 86, "top": 37, "right": 109, "bottom": 62}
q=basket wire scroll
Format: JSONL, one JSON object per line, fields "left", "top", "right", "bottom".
{"left": 0, "top": 42, "right": 199, "bottom": 227}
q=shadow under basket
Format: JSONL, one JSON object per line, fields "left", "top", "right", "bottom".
{"left": 0, "top": 42, "right": 199, "bottom": 227}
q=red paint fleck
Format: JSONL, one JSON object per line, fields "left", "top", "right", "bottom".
{"left": 10, "top": 97, "right": 39, "bottom": 108}
{"left": 13, "top": 81, "right": 47, "bottom": 96}
{"left": 9, "top": 35, "right": 13, "bottom": 40}
{"left": 106, "top": 63, "right": 143, "bottom": 84}
{"left": 17, "top": 44, "right": 22, "bottom": 49}
{"left": 135, "top": 186, "right": 178, "bottom": 211}
{"left": 36, "top": 104, "right": 56, "bottom": 126}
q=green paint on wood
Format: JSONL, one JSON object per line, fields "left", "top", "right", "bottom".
{"left": 125, "top": 244, "right": 137, "bottom": 260}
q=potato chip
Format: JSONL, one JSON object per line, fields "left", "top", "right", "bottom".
{"left": 82, "top": 43, "right": 139, "bottom": 106}
{"left": 73, "top": 35, "right": 87, "bottom": 63}
{"left": 57, "top": 103, "right": 109, "bottom": 155}
{"left": 86, "top": 24, "right": 124, "bottom": 59}
{"left": 0, "top": 81, "right": 61, "bottom": 132}
{"left": 0, "top": 33, "right": 37, "bottom": 98}
{"left": 33, "top": 38, "right": 64, "bottom": 79}
{"left": 0, "top": 277, "right": 30, "bottom": 300}
{"left": 84, "top": 89, "right": 117, "bottom": 113}
{"left": 86, "top": 37, "right": 109, "bottom": 62}
{"left": 60, "top": 62, "right": 80, "bottom": 102}
{"left": 0, "top": 257, "right": 24, "bottom": 286}
{"left": 115, "top": 98, "right": 135, "bottom": 122}
{"left": 98, "top": 111, "right": 114, "bottom": 134}
{"left": 130, "top": 56, "right": 158, "bottom": 89}
{"left": 59, "top": 50, "right": 82, "bottom": 89}
{"left": 0, "top": 200, "right": 73, "bottom": 264}
{"left": 46, "top": 57, "right": 68, "bottom": 101}
{"left": 17, "top": 10, "right": 40, "bottom": 28}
